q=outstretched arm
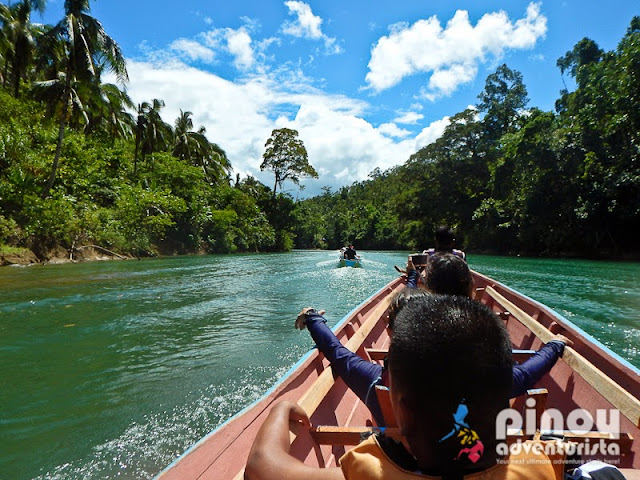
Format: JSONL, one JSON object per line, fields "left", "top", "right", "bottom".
{"left": 295, "top": 309, "right": 385, "bottom": 425}
{"left": 511, "top": 336, "right": 572, "bottom": 397}
{"left": 245, "top": 401, "right": 344, "bottom": 480}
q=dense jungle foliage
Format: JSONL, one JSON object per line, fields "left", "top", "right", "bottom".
{"left": 1, "top": 2, "right": 638, "bottom": 260}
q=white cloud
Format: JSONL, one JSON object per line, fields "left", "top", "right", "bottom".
{"left": 198, "top": 26, "right": 256, "bottom": 71}
{"left": 226, "top": 29, "right": 255, "bottom": 70}
{"left": 169, "top": 39, "right": 215, "bottom": 63}
{"left": 122, "top": 59, "right": 450, "bottom": 196}
{"left": 394, "top": 111, "right": 424, "bottom": 124}
{"left": 423, "top": 63, "right": 478, "bottom": 100}
{"left": 282, "top": 1, "right": 343, "bottom": 55}
{"left": 365, "top": 2, "right": 547, "bottom": 98}
{"left": 378, "top": 123, "right": 411, "bottom": 138}
{"left": 413, "top": 117, "right": 450, "bottom": 151}
{"left": 282, "top": 1, "right": 323, "bottom": 39}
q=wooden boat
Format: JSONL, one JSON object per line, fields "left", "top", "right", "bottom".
{"left": 156, "top": 270, "right": 640, "bottom": 479}
{"left": 338, "top": 256, "right": 362, "bottom": 268}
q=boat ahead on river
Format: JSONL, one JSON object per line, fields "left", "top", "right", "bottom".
{"left": 156, "top": 270, "right": 640, "bottom": 479}
{"left": 338, "top": 256, "right": 362, "bottom": 268}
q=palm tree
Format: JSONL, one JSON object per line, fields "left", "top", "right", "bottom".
{"left": 38, "top": 0, "right": 127, "bottom": 197}
{"left": 0, "top": 1, "right": 46, "bottom": 96}
{"left": 134, "top": 98, "right": 172, "bottom": 172}
{"left": 0, "top": 4, "right": 13, "bottom": 87}
{"left": 205, "top": 142, "right": 232, "bottom": 184}
{"left": 172, "top": 109, "right": 200, "bottom": 161}
{"left": 172, "top": 109, "right": 232, "bottom": 183}
{"left": 84, "top": 80, "right": 135, "bottom": 141}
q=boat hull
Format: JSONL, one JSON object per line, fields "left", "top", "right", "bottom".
{"left": 338, "top": 258, "right": 361, "bottom": 268}
{"left": 156, "top": 272, "right": 640, "bottom": 479}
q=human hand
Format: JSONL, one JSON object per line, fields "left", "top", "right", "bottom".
{"left": 285, "top": 401, "right": 311, "bottom": 434}
{"left": 550, "top": 334, "right": 573, "bottom": 347}
{"left": 548, "top": 322, "right": 573, "bottom": 346}
{"left": 294, "top": 307, "right": 325, "bottom": 330}
{"left": 407, "top": 258, "right": 416, "bottom": 272}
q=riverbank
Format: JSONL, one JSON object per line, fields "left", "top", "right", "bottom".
{"left": 0, "top": 244, "right": 132, "bottom": 267}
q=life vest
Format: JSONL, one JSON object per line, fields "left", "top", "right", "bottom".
{"left": 340, "top": 435, "right": 565, "bottom": 480}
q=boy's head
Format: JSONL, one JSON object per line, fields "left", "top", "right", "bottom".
{"left": 434, "top": 226, "right": 456, "bottom": 250}
{"left": 423, "top": 252, "right": 473, "bottom": 298}
{"left": 387, "top": 287, "right": 429, "bottom": 331}
{"left": 388, "top": 295, "right": 512, "bottom": 472}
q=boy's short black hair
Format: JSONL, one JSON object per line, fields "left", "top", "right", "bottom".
{"left": 424, "top": 252, "right": 472, "bottom": 297}
{"left": 434, "top": 226, "right": 455, "bottom": 247}
{"left": 388, "top": 294, "right": 512, "bottom": 419}
{"left": 387, "top": 288, "right": 429, "bottom": 330}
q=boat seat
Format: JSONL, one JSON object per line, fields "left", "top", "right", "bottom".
{"left": 484, "top": 286, "right": 640, "bottom": 431}
{"left": 512, "top": 349, "right": 536, "bottom": 363}
{"left": 365, "top": 348, "right": 536, "bottom": 363}
{"left": 374, "top": 385, "right": 548, "bottom": 430}
{"left": 365, "top": 348, "right": 387, "bottom": 361}
{"left": 618, "top": 470, "right": 640, "bottom": 480}
{"left": 312, "top": 385, "right": 634, "bottom": 457}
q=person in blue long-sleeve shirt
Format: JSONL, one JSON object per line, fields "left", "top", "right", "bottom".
{"left": 296, "top": 307, "right": 570, "bottom": 426}
{"left": 295, "top": 253, "right": 572, "bottom": 426}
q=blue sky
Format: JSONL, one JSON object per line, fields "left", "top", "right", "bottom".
{"left": 35, "top": 0, "right": 639, "bottom": 197}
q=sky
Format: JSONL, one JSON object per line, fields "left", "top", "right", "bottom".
{"left": 34, "top": 0, "right": 639, "bottom": 197}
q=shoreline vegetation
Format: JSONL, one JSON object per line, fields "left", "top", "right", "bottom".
{"left": 3, "top": 246, "right": 639, "bottom": 268}
{"left": 1, "top": 5, "right": 639, "bottom": 264}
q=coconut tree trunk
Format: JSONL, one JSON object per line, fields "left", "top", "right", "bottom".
{"left": 42, "top": 108, "right": 67, "bottom": 198}
{"left": 42, "top": 77, "right": 71, "bottom": 198}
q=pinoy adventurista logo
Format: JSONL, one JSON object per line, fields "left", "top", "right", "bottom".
{"left": 495, "top": 396, "right": 623, "bottom": 464}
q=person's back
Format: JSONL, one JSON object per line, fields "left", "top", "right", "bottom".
{"left": 340, "top": 295, "right": 564, "bottom": 479}
{"left": 345, "top": 245, "right": 357, "bottom": 260}
{"left": 405, "top": 252, "right": 570, "bottom": 398}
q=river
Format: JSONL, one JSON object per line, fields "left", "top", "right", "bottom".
{"left": 1, "top": 251, "right": 638, "bottom": 479}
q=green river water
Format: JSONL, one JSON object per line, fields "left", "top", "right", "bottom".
{"left": 1, "top": 251, "right": 639, "bottom": 479}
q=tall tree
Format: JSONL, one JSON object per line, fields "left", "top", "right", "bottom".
{"left": 39, "top": 0, "right": 127, "bottom": 196}
{"left": 0, "top": 0, "right": 46, "bottom": 96}
{"left": 172, "top": 109, "right": 231, "bottom": 183}
{"left": 477, "top": 64, "right": 528, "bottom": 143}
{"left": 134, "top": 99, "right": 172, "bottom": 172}
{"left": 93, "top": 82, "right": 135, "bottom": 141}
{"left": 172, "top": 109, "right": 199, "bottom": 161}
{"left": 260, "top": 128, "right": 317, "bottom": 198}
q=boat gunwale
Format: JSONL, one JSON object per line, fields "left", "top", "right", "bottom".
{"left": 473, "top": 269, "right": 640, "bottom": 376}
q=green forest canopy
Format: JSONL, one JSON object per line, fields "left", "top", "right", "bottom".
{"left": 1, "top": 3, "right": 638, "bottom": 259}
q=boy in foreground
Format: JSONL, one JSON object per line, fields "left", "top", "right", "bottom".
{"left": 246, "top": 295, "right": 564, "bottom": 480}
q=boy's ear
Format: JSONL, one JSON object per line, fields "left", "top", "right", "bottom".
{"left": 394, "top": 394, "right": 417, "bottom": 437}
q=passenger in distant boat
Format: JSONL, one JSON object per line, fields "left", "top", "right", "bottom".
{"left": 344, "top": 245, "right": 358, "bottom": 260}
{"left": 423, "top": 225, "right": 466, "bottom": 261}
{"left": 246, "top": 295, "right": 566, "bottom": 480}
